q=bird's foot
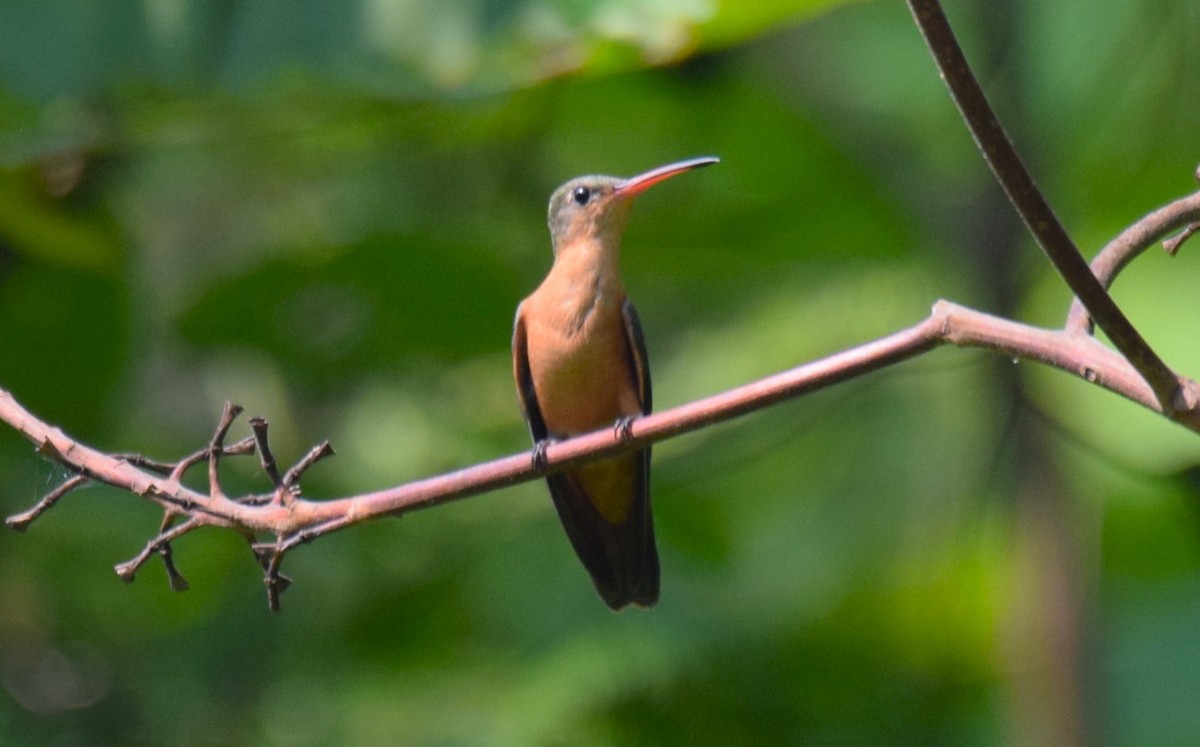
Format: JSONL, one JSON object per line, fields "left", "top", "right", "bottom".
{"left": 531, "top": 439, "right": 555, "bottom": 472}
{"left": 613, "top": 416, "right": 637, "bottom": 444}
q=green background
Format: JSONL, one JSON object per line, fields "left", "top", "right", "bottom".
{"left": 2, "top": 0, "right": 1199, "bottom": 743}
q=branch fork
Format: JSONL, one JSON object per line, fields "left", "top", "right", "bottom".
{"left": 3, "top": 395, "right": 334, "bottom": 610}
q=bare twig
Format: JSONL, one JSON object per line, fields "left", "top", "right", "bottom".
{"left": 249, "top": 417, "right": 282, "bottom": 488}
{"left": 207, "top": 402, "right": 243, "bottom": 497}
{"left": 113, "top": 516, "right": 201, "bottom": 588}
{"left": 1162, "top": 223, "right": 1200, "bottom": 257}
{"left": 119, "top": 437, "right": 255, "bottom": 482}
{"left": 113, "top": 453, "right": 177, "bottom": 476}
{"left": 905, "top": 0, "right": 1184, "bottom": 414}
{"left": 1065, "top": 189, "right": 1200, "bottom": 333}
{"left": 5, "top": 473, "right": 90, "bottom": 532}
{"left": 281, "top": 441, "right": 335, "bottom": 491}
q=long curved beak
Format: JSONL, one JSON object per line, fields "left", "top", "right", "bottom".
{"left": 614, "top": 156, "right": 720, "bottom": 198}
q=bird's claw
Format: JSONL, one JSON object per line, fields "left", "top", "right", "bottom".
{"left": 531, "top": 439, "right": 553, "bottom": 472}
{"left": 613, "top": 416, "right": 636, "bottom": 443}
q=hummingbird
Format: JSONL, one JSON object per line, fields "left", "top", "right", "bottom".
{"left": 512, "top": 156, "right": 719, "bottom": 610}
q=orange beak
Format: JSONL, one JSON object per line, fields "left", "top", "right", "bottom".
{"left": 614, "top": 156, "right": 720, "bottom": 198}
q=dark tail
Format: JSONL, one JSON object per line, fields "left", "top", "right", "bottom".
{"left": 546, "top": 449, "right": 658, "bottom": 610}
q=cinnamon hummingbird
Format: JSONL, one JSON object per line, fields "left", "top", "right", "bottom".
{"left": 512, "top": 156, "right": 719, "bottom": 610}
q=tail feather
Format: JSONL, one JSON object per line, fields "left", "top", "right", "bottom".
{"left": 546, "top": 449, "right": 658, "bottom": 610}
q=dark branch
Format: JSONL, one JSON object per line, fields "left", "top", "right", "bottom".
{"left": 249, "top": 417, "right": 282, "bottom": 488}
{"left": 281, "top": 441, "right": 335, "bottom": 491}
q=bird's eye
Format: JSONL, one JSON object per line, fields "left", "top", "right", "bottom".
{"left": 571, "top": 186, "right": 591, "bottom": 205}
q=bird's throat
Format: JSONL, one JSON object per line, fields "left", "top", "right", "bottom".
{"left": 544, "top": 239, "right": 623, "bottom": 336}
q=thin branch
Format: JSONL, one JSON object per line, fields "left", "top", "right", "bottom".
{"left": 4, "top": 275, "right": 1197, "bottom": 596}
{"left": 1162, "top": 223, "right": 1200, "bottom": 257}
{"left": 281, "top": 441, "right": 335, "bottom": 491}
{"left": 113, "top": 453, "right": 177, "bottom": 476}
{"left": 113, "top": 516, "right": 202, "bottom": 588}
{"left": 1065, "top": 189, "right": 1200, "bottom": 333}
{"left": 207, "top": 402, "right": 242, "bottom": 497}
{"left": 266, "top": 302, "right": 1178, "bottom": 539}
{"left": 5, "top": 473, "right": 90, "bottom": 531}
{"left": 905, "top": 0, "right": 1183, "bottom": 413}
{"left": 249, "top": 417, "right": 282, "bottom": 488}
{"left": 0, "top": 279, "right": 1195, "bottom": 609}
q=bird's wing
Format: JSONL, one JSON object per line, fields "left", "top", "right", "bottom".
{"left": 621, "top": 298, "right": 652, "bottom": 414}
{"left": 512, "top": 304, "right": 548, "bottom": 441}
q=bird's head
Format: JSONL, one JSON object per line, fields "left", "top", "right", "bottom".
{"left": 547, "top": 156, "right": 719, "bottom": 253}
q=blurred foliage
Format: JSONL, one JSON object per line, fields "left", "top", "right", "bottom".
{"left": 2, "top": 0, "right": 1200, "bottom": 744}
